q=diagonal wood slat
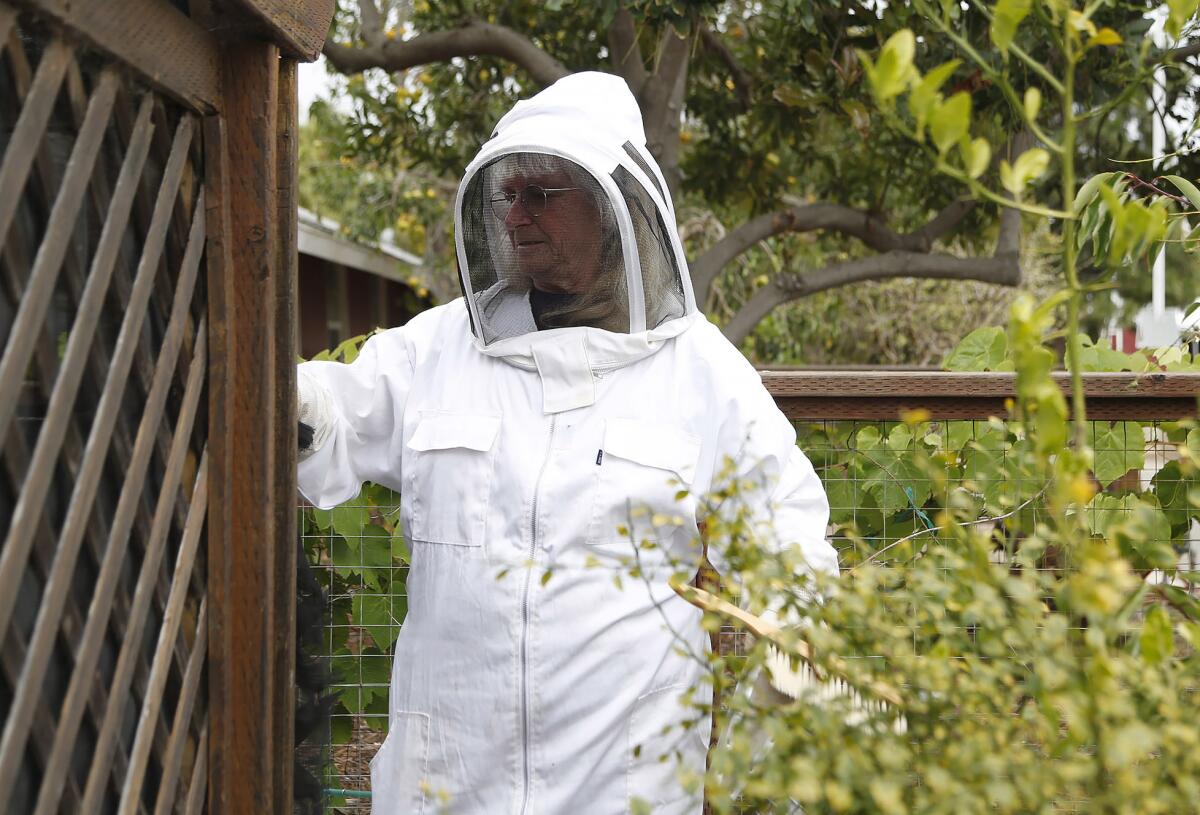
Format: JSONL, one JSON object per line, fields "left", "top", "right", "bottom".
{"left": 28, "top": 208, "right": 207, "bottom": 814}
{"left": 0, "top": 113, "right": 193, "bottom": 641}
{"left": 85, "top": 442, "right": 210, "bottom": 812}
{"left": 183, "top": 722, "right": 209, "bottom": 815}
{"left": 0, "top": 8, "right": 15, "bottom": 58}
{"left": 119, "top": 475, "right": 209, "bottom": 813}
{"left": 0, "top": 34, "right": 70, "bottom": 249}
{"left": 152, "top": 594, "right": 207, "bottom": 815}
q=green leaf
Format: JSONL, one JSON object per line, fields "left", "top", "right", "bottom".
{"left": 1166, "top": 0, "right": 1200, "bottom": 39}
{"left": 1000, "top": 147, "right": 1050, "bottom": 194}
{"left": 1159, "top": 584, "right": 1200, "bottom": 621}
{"left": 1084, "top": 493, "right": 1132, "bottom": 536}
{"left": 1151, "top": 461, "right": 1198, "bottom": 534}
{"left": 873, "top": 29, "right": 917, "bottom": 102}
{"left": 908, "top": 59, "right": 960, "bottom": 137}
{"left": 332, "top": 501, "right": 367, "bottom": 542}
{"left": 772, "top": 83, "right": 828, "bottom": 109}
{"left": 991, "top": 0, "right": 1033, "bottom": 52}
{"left": 1087, "top": 27, "right": 1123, "bottom": 47}
{"left": 943, "top": 326, "right": 1007, "bottom": 371}
{"left": 959, "top": 136, "right": 991, "bottom": 179}
{"left": 1160, "top": 174, "right": 1200, "bottom": 213}
{"left": 1139, "top": 606, "right": 1173, "bottom": 665}
{"left": 1073, "top": 172, "right": 1116, "bottom": 217}
{"left": 330, "top": 711, "right": 353, "bottom": 745}
{"left": 1023, "top": 87, "right": 1042, "bottom": 122}
{"left": 855, "top": 426, "right": 882, "bottom": 450}
{"left": 930, "top": 92, "right": 971, "bottom": 155}
{"left": 353, "top": 592, "right": 403, "bottom": 650}
{"left": 1092, "top": 421, "right": 1145, "bottom": 487}
{"left": 311, "top": 507, "right": 333, "bottom": 531}
{"left": 1111, "top": 500, "right": 1176, "bottom": 571}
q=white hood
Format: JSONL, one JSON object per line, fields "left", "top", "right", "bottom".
{"left": 453, "top": 72, "right": 699, "bottom": 412}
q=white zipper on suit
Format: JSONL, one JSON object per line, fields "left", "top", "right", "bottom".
{"left": 519, "top": 413, "right": 556, "bottom": 815}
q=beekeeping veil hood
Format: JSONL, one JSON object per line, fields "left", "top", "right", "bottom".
{"left": 455, "top": 71, "right": 698, "bottom": 413}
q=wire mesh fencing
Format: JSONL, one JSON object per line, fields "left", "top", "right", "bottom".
{"left": 300, "top": 373, "right": 1199, "bottom": 813}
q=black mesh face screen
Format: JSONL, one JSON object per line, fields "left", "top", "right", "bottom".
{"left": 622, "top": 141, "right": 667, "bottom": 202}
{"left": 460, "top": 153, "right": 630, "bottom": 343}
{"left": 611, "top": 165, "right": 686, "bottom": 331}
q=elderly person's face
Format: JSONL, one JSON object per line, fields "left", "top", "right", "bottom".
{"left": 495, "top": 169, "right": 605, "bottom": 294}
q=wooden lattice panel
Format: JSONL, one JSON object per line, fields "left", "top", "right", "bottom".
{"left": 0, "top": 5, "right": 209, "bottom": 813}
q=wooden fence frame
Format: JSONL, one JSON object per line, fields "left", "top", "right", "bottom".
{"left": 1, "top": 1, "right": 332, "bottom": 812}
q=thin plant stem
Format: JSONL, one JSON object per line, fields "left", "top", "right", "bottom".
{"left": 1060, "top": 37, "right": 1089, "bottom": 449}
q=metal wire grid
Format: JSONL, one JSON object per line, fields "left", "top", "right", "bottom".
{"left": 302, "top": 501, "right": 405, "bottom": 813}
{"left": 305, "top": 417, "right": 1198, "bottom": 813}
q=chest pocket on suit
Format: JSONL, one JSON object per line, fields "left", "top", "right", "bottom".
{"left": 404, "top": 413, "right": 500, "bottom": 546}
{"left": 588, "top": 419, "right": 702, "bottom": 546}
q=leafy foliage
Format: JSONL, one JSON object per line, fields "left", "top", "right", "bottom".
{"left": 311, "top": 0, "right": 1200, "bottom": 359}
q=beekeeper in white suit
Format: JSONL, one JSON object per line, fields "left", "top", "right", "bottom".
{"left": 297, "top": 71, "right": 838, "bottom": 815}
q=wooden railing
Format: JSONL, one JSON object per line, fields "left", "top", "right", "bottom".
{"left": 762, "top": 370, "right": 1200, "bottom": 420}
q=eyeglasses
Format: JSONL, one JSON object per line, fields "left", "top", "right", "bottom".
{"left": 488, "top": 184, "right": 579, "bottom": 220}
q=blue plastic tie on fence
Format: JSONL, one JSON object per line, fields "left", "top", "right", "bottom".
{"left": 903, "top": 486, "right": 936, "bottom": 531}
{"left": 326, "top": 788, "right": 373, "bottom": 799}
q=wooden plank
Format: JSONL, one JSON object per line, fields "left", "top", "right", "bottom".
{"left": 152, "top": 594, "right": 207, "bottom": 815}
{"left": 272, "top": 55, "right": 299, "bottom": 814}
{"left": 776, "top": 396, "right": 1200, "bottom": 422}
{"left": 15, "top": 0, "right": 220, "bottom": 113}
{"left": 0, "top": 35, "right": 70, "bottom": 258}
{"left": 207, "top": 40, "right": 281, "bottom": 815}
{"left": 201, "top": 108, "right": 234, "bottom": 815}
{"left": 760, "top": 370, "right": 1200, "bottom": 398}
{"left": 225, "top": 0, "right": 335, "bottom": 61}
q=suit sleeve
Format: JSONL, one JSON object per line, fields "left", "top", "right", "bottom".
{"left": 700, "top": 358, "right": 838, "bottom": 613}
{"left": 296, "top": 329, "right": 415, "bottom": 509}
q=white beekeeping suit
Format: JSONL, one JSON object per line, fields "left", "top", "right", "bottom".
{"left": 297, "top": 71, "right": 837, "bottom": 815}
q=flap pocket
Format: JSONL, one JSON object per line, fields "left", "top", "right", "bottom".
{"left": 603, "top": 419, "right": 701, "bottom": 485}
{"left": 408, "top": 413, "right": 500, "bottom": 453}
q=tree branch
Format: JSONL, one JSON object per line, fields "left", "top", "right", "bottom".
{"left": 698, "top": 23, "right": 753, "bottom": 109}
{"left": 324, "top": 20, "right": 570, "bottom": 87}
{"left": 357, "top": 0, "right": 385, "bottom": 49}
{"left": 606, "top": 4, "right": 648, "bottom": 96}
{"left": 692, "top": 203, "right": 945, "bottom": 296}
{"left": 721, "top": 249, "right": 1022, "bottom": 345}
{"left": 1156, "top": 39, "right": 1200, "bottom": 64}
{"left": 913, "top": 198, "right": 977, "bottom": 244}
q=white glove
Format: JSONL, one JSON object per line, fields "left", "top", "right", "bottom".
{"left": 297, "top": 369, "right": 335, "bottom": 459}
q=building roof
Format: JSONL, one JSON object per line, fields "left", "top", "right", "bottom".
{"left": 299, "top": 207, "right": 437, "bottom": 295}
